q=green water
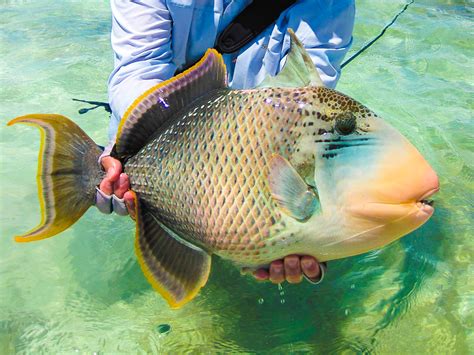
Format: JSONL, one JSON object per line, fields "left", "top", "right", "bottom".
{"left": 0, "top": 0, "right": 472, "bottom": 353}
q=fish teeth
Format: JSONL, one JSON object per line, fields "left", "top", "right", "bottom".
{"left": 420, "top": 199, "right": 434, "bottom": 206}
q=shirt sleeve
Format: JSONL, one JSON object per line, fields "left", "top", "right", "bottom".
{"left": 227, "top": 0, "right": 355, "bottom": 90}
{"left": 287, "top": 0, "right": 355, "bottom": 88}
{"left": 107, "top": 0, "right": 177, "bottom": 142}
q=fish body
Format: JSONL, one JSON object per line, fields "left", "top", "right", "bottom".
{"left": 9, "top": 31, "right": 439, "bottom": 308}
{"left": 125, "top": 86, "right": 376, "bottom": 266}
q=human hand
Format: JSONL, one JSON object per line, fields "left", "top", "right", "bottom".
{"left": 243, "top": 255, "right": 325, "bottom": 284}
{"left": 96, "top": 156, "right": 136, "bottom": 218}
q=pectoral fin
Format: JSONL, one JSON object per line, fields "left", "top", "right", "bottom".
{"left": 133, "top": 194, "right": 211, "bottom": 308}
{"left": 268, "top": 155, "right": 320, "bottom": 221}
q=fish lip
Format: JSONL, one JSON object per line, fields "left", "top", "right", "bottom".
{"left": 418, "top": 187, "right": 440, "bottom": 202}
{"left": 415, "top": 201, "right": 434, "bottom": 214}
{"left": 416, "top": 187, "right": 439, "bottom": 212}
{"left": 349, "top": 188, "right": 439, "bottom": 219}
{"left": 415, "top": 186, "right": 439, "bottom": 215}
{"left": 347, "top": 186, "right": 440, "bottom": 220}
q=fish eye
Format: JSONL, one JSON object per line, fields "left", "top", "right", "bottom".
{"left": 335, "top": 112, "right": 357, "bottom": 135}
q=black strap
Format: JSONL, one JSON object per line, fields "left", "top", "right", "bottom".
{"left": 215, "top": 0, "right": 296, "bottom": 54}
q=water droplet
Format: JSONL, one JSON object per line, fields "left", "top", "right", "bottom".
{"left": 156, "top": 324, "right": 171, "bottom": 335}
{"left": 278, "top": 284, "right": 285, "bottom": 296}
{"left": 277, "top": 284, "right": 286, "bottom": 304}
{"left": 344, "top": 309, "right": 350, "bottom": 316}
{"left": 258, "top": 298, "right": 264, "bottom": 304}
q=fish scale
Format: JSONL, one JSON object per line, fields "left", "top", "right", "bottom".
{"left": 129, "top": 89, "right": 280, "bottom": 262}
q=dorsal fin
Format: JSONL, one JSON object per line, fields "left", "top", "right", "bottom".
{"left": 115, "top": 49, "right": 227, "bottom": 159}
{"left": 257, "top": 29, "right": 325, "bottom": 89}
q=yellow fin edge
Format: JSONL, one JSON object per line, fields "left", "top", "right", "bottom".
{"left": 116, "top": 48, "right": 224, "bottom": 145}
{"left": 131, "top": 192, "right": 210, "bottom": 309}
{"left": 8, "top": 115, "right": 51, "bottom": 243}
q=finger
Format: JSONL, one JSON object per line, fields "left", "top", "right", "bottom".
{"left": 101, "top": 156, "right": 122, "bottom": 182}
{"left": 99, "top": 177, "right": 114, "bottom": 196}
{"left": 113, "top": 173, "right": 130, "bottom": 198}
{"left": 252, "top": 269, "right": 269, "bottom": 281}
{"left": 124, "top": 191, "right": 136, "bottom": 220}
{"left": 301, "top": 256, "right": 321, "bottom": 280}
{"left": 284, "top": 255, "right": 303, "bottom": 284}
{"left": 269, "top": 260, "right": 285, "bottom": 284}
{"left": 99, "top": 157, "right": 123, "bottom": 196}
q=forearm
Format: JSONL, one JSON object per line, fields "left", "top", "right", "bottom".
{"left": 107, "top": 0, "right": 177, "bottom": 142}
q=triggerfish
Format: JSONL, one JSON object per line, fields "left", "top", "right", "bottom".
{"left": 8, "top": 31, "right": 439, "bottom": 308}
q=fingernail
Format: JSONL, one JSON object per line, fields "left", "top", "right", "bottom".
{"left": 253, "top": 270, "right": 268, "bottom": 280}
{"left": 302, "top": 259, "right": 314, "bottom": 269}
{"left": 287, "top": 259, "right": 298, "bottom": 267}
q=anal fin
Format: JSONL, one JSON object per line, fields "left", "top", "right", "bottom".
{"left": 133, "top": 195, "right": 211, "bottom": 309}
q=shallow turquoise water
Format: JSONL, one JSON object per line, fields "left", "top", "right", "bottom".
{"left": 0, "top": 0, "right": 472, "bottom": 353}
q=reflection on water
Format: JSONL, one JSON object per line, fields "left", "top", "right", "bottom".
{"left": 0, "top": 0, "right": 472, "bottom": 353}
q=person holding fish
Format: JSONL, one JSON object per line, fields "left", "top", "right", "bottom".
{"left": 97, "top": 0, "right": 355, "bottom": 285}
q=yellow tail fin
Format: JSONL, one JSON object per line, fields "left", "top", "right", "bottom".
{"left": 8, "top": 114, "right": 103, "bottom": 242}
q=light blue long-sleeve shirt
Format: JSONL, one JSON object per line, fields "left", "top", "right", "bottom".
{"left": 107, "top": 0, "right": 355, "bottom": 141}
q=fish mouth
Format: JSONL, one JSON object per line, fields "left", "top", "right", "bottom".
{"left": 416, "top": 187, "right": 439, "bottom": 214}
{"left": 348, "top": 186, "right": 440, "bottom": 221}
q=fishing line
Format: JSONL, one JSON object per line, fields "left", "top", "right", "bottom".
{"left": 74, "top": 1, "right": 415, "bottom": 114}
{"left": 341, "top": 0, "right": 415, "bottom": 69}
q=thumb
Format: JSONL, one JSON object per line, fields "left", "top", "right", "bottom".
{"left": 101, "top": 156, "right": 122, "bottom": 182}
